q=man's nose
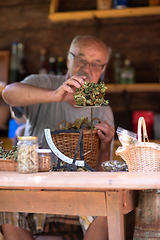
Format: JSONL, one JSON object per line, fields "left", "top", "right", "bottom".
{"left": 83, "top": 62, "right": 91, "bottom": 71}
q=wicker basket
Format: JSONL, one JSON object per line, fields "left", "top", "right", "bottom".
{"left": 51, "top": 121, "right": 100, "bottom": 169}
{"left": 0, "top": 158, "right": 17, "bottom": 171}
{"left": 116, "top": 117, "right": 160, "bottom": 172}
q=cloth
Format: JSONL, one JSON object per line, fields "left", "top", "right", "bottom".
{"left": 0, "top": 212, "right": 46, "bottom": 234}
{"left": 0, "top": 213, "right": 93, "bottom": 235}
{"left": 3, "top": 74, "right": 114, "bottom": 235}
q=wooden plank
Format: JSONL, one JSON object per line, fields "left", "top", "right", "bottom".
{"left": 106, "top": 83, "right": 160, "bottom": 93}
{"left": 50, "top": 0, "right": 59, "bottom": 14}
{"left": 0, "top": 189, "right": 107, "bottom": 216}
{"left": 48, "top": 6, "right": 160, "bottom": 22}
{"left": 106, "top": 190, "right": 124, "bottom": 240}
{"left": 1, "top": 171, "right": 160, "bottom": 190}
{"left": 122, "top": 190, "right": 138, "bottom": 214}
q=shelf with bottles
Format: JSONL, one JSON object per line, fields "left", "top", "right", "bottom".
{"left": 49, "top": 0, "right": 160, "bottom": 22}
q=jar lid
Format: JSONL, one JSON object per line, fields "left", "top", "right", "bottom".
{"left": 36, "top": 149, "right": 51, "bottom": 153}
{"left": 18, "top": 136, "right": 38, "bottom": 140}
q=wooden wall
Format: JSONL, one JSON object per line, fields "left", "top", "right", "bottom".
{"left": 0, "top": 0, "right": 160, "bottom": 83}
{"left": 0, "top": 0, "right": 160, "bottom": 136}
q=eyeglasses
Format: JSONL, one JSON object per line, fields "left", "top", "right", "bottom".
{"left": 69, "top": 52, "right": 106, "bottom": 72}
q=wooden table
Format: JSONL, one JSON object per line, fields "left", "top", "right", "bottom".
{"left": 1, "top": 171, "right": 160, "bottom": 240}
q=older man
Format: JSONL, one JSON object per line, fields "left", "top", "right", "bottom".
{"left": 2, "top": 35, "right": 115, "bottom": 240}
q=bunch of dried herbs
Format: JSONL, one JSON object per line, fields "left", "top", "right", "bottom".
{"left": 59, "top": 116, "right": 100, "bottom": 130}
{"left": 74, "top": 81, "right": 108, "bottom": 106}
{"left": 0, "top": 142, "right": 17, "bottom": 161}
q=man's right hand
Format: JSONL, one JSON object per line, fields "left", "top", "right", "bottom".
{"left": 52, "top": 75, "right": 86, "bottom": 103}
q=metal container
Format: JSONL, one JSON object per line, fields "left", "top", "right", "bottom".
{"left": 17, "top": 136, "right": 38, "bottom": 173}
{"left": 133, "top": 189, "right": 160, "bottom": 239}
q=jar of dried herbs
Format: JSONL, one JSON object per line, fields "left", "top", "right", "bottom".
{"left": 37, "top": 149, "right": 51, "bottom": 172}
{"left": 17, "top": 136, "right": 38, "bottom": 173}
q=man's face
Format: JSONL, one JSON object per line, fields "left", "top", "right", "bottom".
{"left": 67, "top": 41, "right": 108, "bottom": 83}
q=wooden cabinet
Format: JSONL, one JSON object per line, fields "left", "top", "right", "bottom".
{"left": 48, "top": 0, "right": 160, "bottom": 22}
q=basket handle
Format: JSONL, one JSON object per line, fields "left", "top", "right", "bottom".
{"left": 138, "top": 117, "right": 149, "bottom": 142}
{"left": 57, "top": 120, "right": 69, "bottom": 130}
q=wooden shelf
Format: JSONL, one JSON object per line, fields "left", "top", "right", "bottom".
{"left": 106, "top": 83, "right": 160, "bottom": 93}
{"left": 48, "top": 1, "right": 160, "bottom": 22}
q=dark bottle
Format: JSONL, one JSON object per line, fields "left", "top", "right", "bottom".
{"left": 56, "top": 57, "right": 64, "bottom": 75}
{"left": 17, "top": 43, "right": 26, "bottom": 82}
{"left": 120, "top": 59, "right": 135, "bottom": 84}
{"left": 48, "top": 57, "right": 56, "bottom": 75}
{"left": 10, "top": 42, "right": 18, "bottom": 83}
{"left": 38, "top": 48, "right": 48, "bottom": 74}
{"left": 113, "top": 53, "right": 123, "bottom": 84}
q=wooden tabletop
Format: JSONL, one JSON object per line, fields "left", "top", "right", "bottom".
{"left": 0, "top": 171, "right": 160, "bottom": 190}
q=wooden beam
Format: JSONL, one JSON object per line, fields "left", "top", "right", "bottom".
{"left": 106, "top": 83, "right": 160, "bottom": 93}
{"left": 49, "top": 0, "right": 59, "bottom": 14}
{"left": 0, "top": 189, "right": 107, "bottom": 216}
{"left": 1, "top": 171, "right": 160, "bottom": 190}
{"left": 48, "top": 6, "right": 160, "bottom": 22}
{"left": 107, "top": 191, "right": 124, "bottom": 240}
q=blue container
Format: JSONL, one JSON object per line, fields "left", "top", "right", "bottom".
{"left": 8, "top": 119, "right": 24, "bottom": 138}
{"left": 113, "top": 0, "right": 128, "bottom": 8}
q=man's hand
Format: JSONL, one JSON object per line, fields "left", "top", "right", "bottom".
{"left": 95, "top": 120, "right": 115, "bottom": 150}
{"left": 53, "top": 75, "right": 86, "bottom": 103}
{"left": 95, "top": 121, "right": 115, "bottom": 171}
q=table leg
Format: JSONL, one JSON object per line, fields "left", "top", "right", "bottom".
{"left": 106, "top": 190, "right": 124, "bottom": 240}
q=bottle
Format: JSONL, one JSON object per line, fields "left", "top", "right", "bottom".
{"left": 48, "top": 57, "right": 56, "bottom": 75}
{"left": 120, "top": 59, "right": 135, "bottom": 84}
{"left": 113, "top": 53, "right": 123, "bottom": 84}
{"left": 38, "top": 48, "right": 48, "bottom": 74}
{"left": 56, "top": 57, "right": 64, "bottom": 75}
{"left": 17, "top": 136, "right": 38, "bottom": 173}
{"left": 113, "top": 0, "right": 128, "bottom": 9}
{"left": 17, "top": 43, "right": 26, "bottom": 82}
{"left": 9, "top": 42, "right": 18, "bottom": 83}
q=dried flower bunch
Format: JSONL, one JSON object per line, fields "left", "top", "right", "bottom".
{"left": 74, "top": 81, "right": 108, "bottom": 106}
{"left": 59, "top": 116, "right": 101, "bottom": 130}
{"left": 0, "top": 142, "right": 17, "bottom": 161}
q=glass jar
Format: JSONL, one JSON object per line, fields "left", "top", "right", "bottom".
{"left": 37, "top": 149, "right": 51, "bottom": 172}
{"left": 17, "top": 136, "right": 38, "bottom": 173}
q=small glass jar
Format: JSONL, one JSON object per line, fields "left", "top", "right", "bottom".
{"left": 17, "top": 136, "right": 38, "bottom": 173}
{"left": 37, "top": 149, "right": 51, "bottom": 172}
